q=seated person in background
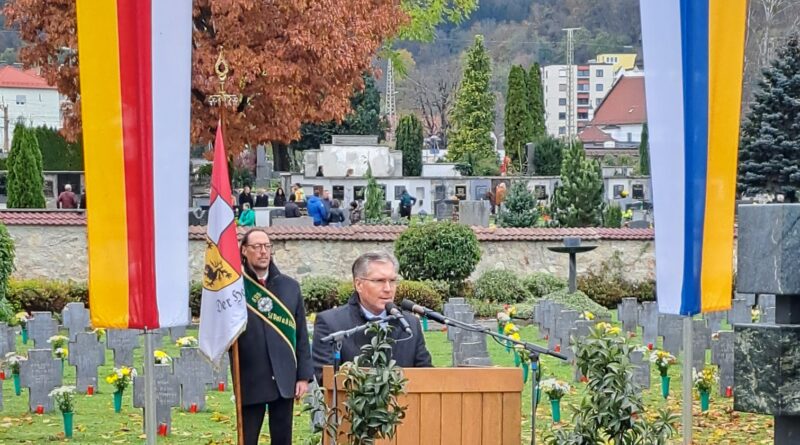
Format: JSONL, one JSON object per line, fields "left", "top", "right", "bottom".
{"left": 311, "top": 251, "right": 432, "bottom": 383}
{"left": 284, "top": 195, "right": 301, "bottom": 218}
{"left": 238, "top": 203, "right": 255, "bottom": 227}
{"left": 273, "top": 187, "right": 287, "bottom": 207}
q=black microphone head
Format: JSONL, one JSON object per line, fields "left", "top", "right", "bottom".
{"left": 400, "top": 299, "right": 416, "bottom": 312}
{"left": 384, "top": 302, "right": 398, "bottom": 313}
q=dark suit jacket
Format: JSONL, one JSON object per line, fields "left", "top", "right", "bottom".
{"left": 311, "top": 293, "right": 433, "bottom": 383}
{"left": 234, "top": 262, "right": 313, "bottom": 404}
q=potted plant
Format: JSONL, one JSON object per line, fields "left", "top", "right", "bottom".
{"left": 106, "top": 366, "right": 136, "bottom": 413}
{"left": 175, "top": 336, "right": 198, "bottom": 348}
{"left": 14, "top": 312, "right": 29, "bottom": 344}
{"left": 693, "top": 365, "right": 719, "bottom": 412}
{"left": 540, "top": 378, "right": 570, "bottom": 422}
{"left": 3, "top": 352, "right": 25, "bottom": 396}
{"left": 649, "top": 349, "right": 677, "bottom": 398}
{"left": 47, "top": 335, "right": 70, "bottom": 374}
{"left": 49, "top": 385, "right": 76, "bottom": 438}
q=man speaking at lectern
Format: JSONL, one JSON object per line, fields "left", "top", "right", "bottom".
{"left": 311, "top": 251, "right": 432, "bottom": 382}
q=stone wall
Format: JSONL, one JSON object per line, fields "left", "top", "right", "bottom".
{"left": 7, "top": 225, "right": 656, "bottom": 283}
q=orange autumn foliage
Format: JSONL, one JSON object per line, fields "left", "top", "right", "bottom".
{"left": 4, "top": 0, "right": 406, "bottom": 153}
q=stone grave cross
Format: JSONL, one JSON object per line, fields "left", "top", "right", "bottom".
{"left": 62, "top": 302, "right": 91, "bottom": 341}
{"left": 658, "top": 314, "right": 683, "bottom": 356}
{"left": 19, "top": 349, "right": 63, "bottom": 413}
{"left": 711, "top": 330, "right": 734, "bottom": 396}
{"left": 618, "top": 298, "right": 640, "bottom": 334}
{"left": 69, "top": 332, "right": 106, "bottom": 393}
{"left": 107, "top": 329, "right": 140, "bottom": 367}
{"left": 638, "top": 301, "right": 660, "bottom": 347}
{"left": 27, "top": 312, "right": 58, "bottom": 348}
{"left": 173, "top": 347, "right": 214, "bottom": 411}
{"left": 691, "top": 319, "right": 711, "bottom": 371}
{"left": 0, "top": 322, "right": 15, "bottom": 357}
{"left": 133, "top": 364, "right": 180, "bottom": 434}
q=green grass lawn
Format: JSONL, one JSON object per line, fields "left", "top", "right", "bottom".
{"left": 0, "top": 325, "right": 773, "bottom": 444}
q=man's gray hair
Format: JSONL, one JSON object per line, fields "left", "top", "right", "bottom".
{"left": 352, "top": 251, "right": 399, "bottom": 278}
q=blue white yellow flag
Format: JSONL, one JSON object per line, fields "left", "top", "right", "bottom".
{"left": 640, "top": 0, "right": 747, "bottom": 315}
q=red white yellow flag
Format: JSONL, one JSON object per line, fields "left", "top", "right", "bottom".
{"left": 198, "top": 124, "right": 248, "bottom": 365}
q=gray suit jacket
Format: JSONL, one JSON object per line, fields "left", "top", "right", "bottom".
{"left": 311, "top": 293, "right": 433, "bottom": 383}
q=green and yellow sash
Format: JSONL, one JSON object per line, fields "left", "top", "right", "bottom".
{"left": 244, "top": 275, "right": 297, "bottom": 362}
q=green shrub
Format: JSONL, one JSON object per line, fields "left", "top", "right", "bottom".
{"left": 522, "top": 273, "right": 566, "bottom": 299}
{"left": 467, "top": 298, "right": 504, "bottom": 318}
{"left": 603, "top": 202, "right": 623, "bottom": 228}
{"left": 190, "top": 281, "right": 202, "bottom": 317}
{"left": 474, "top": 269, "right": 531, "bottom": 303}
{"left": 0, "top": 223, "right": 15, "bottom": 324}
{"left": 543, "top": 287, "right": 611, "bottom": 318}
{"left": 336, "top": 280, "right": 355, "bottom": 304}
{"left": 394, "top": 221, "right": 481, "bottom": 284}
{"left": 394, "top": 280, "right": 443, "bottom": 312}
{"left": 301, "top": 276, "right": 342, "bottom": 313}
{"left": 7, "top": 279, "right": 88, "bottom": 313}
{"left": 577, "top": 251, "right": 656, "bottom": 308}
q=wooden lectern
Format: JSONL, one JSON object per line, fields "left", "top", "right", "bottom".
{"left": 322, "top": 366, "right": 523, "bottom": 445}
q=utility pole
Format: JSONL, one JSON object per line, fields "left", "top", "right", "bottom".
{"left": 385, "top": 59, "right": 397, "bottom": 142}
{"left": 2, "top": 103, "right": 8, "bottom": 153}
{"left": 563, "top": 28, "right": 580, "bottom": 148}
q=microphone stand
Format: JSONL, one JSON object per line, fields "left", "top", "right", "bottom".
{"left": 320, "top": 314, "right": 402, "bottom": 445}
{"left": 425, "top": 312, "right": 563, "bottom": 445}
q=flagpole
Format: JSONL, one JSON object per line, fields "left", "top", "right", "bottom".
{"left": 208, "top": 46, "right": 245, "bottom": 445}
{"left": 143, "top": 328, "right": 157, "bottom": 445}
{"left": 682, "top": 316, "right": 693, "bottom": 444}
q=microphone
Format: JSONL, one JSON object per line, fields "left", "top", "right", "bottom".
{"left": 400, "top": 299, "right": 447, "bottom": 324}
{"left": 384, "top": 302, "right": 412, "bottom": 335}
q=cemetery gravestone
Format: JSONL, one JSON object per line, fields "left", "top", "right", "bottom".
{"left": 729, "top": 298, "right": 751, "bottom": 325}
{"left": 545, "top": 303, "right": 564, "bottom": 350}
{"left": 0, "top": 377, "right": 3, "bottom": 410}
{"left": 169, "top": 326, "right": 188, "bottom": 343}
{"left": 173, "top": 347, "right": 215, "bottom": 411}
{"left": 737, "top": 293, "right": 757, "bottom": 306}
{"left": 107, "top": 329, "right": 140, "bottom": 367}
{"left": 630, "top": 350, "right": 651, "bottom": 389}
{"left": 19, "top": 349, "right": 62, "bottom": 413}
{"left": 704, "top": 310, "right": 727, "bottom": 333}
{"left": 209, "top": 358, "right": 229, "bottom": 390}
{"left": 434, "top": 200, "right": 457, "bottom": 221}
{"left": 0, "top": 322, "right": 15, "bottom": 357}
{"left": 133, "top": 364, "right": 180, "bottom": 434}
{"left": 457, "top": 201, "right": 490, "bottom": 227}
{"left": 691, "top": 319, "right": 711, "bottom": 371}
{"left": 618, "top": 298, "right": 640, "bottom": 334}
{"left": 758, "top": 294, "right": 776, "bottom": 324}
{"left": 62, "top": 302, "right": 91, "bottom": 342}
{"left": 570, "top": 320, "right": 594, "bottom": 382}
{"left": 711, "top": 331, "right": 734, "bottom": 396}
{"left": 27, "top": 312, "right": 58, "bottom": 349}
{"left": 555, "top": 310, "right": 580, "bottom": 361}
{"left": 658, "top": 314, "right": 683, "bottom": 356}
{"left": 537, "top": 300, "right": 553, "bottom": 340}
{"left": 443, "top": 298, "right": 491, "bottom": 366}
{"left": 69, "top": 332, "right": 106, "bottom": 394}
{"left": 639, "top": 302, "right": 660, "bottom": 347}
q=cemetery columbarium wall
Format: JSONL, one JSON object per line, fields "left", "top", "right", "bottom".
{"left": 4, "top": 223, "right": 664, "bottom": 282}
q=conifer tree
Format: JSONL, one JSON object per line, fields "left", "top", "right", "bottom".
{"left": 396, "top": 114, "right": 423, "bottom": 176}
{"left": 447, "top": 35, "right": 496, "bottom": 166}
{"left": 638, "top": 122, "right": 650, "bottom": 175}
{"left": 364, "top": 164, "right": 385, "bottom": 222}
{"left": 532, "top": 136, "right": 565, "bottom": 176}
{"left": 504, "top": 65, "right": 534, "bottom": 172}
{"left": 738, "top": 34, "right": 800, "bottom": 199}
{"left": 498, "top": 180, "right": 538, "bottom": 228}
{"left": 7, "top": 124, "right": 45, "bottom": 209}
{"left": 527, "top": 63, "right": 546, "bottom": 137}
{"left": 552, "top": 142, "right": 603, "bottom": 227}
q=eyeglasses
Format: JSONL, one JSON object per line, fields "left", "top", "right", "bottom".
{"left": 245, "top": 243, "right": 272, "bottom": 251}
{"left": 358, "top": 277, "right": 400, "bottom": 286}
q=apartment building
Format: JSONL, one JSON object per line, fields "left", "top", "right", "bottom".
{"left": 542, "top": 63, "right": 615, "bottom": 138}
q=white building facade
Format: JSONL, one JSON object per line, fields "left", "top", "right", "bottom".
{"left": 542, "top": 63, "right": 615, "bottom": 138}
{"left": 0, "top": 66, "right": 62, "bottom": 152}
